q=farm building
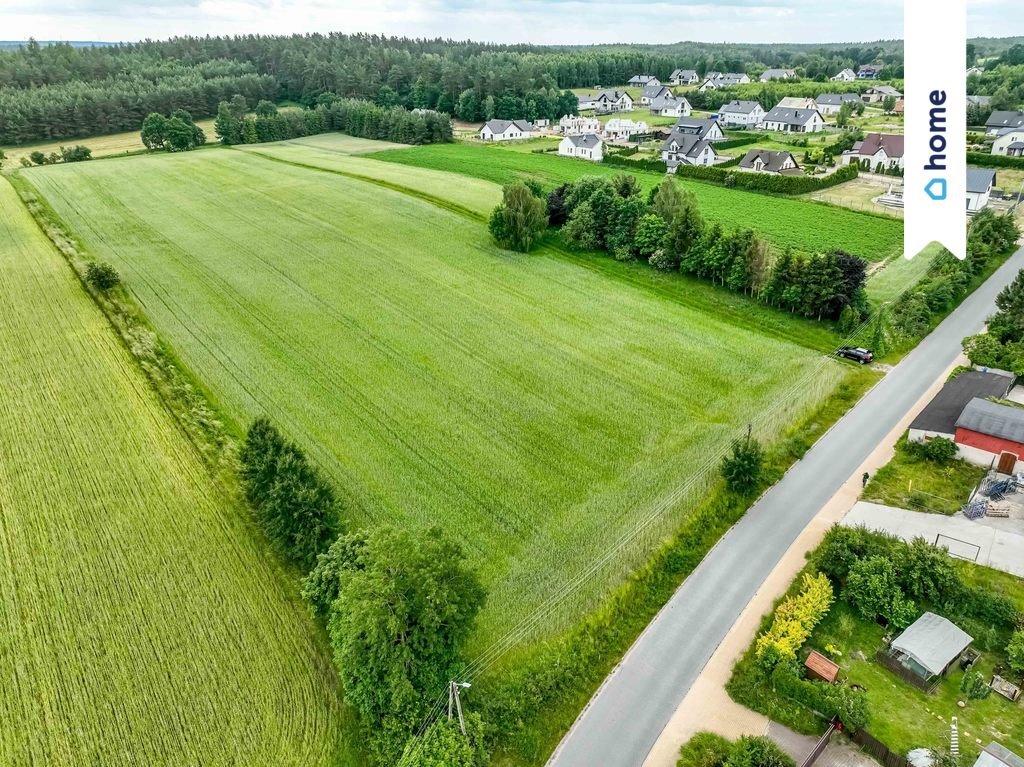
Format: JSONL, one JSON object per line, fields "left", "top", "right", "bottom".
{"left": 603, "top": 118, "right": 649, "bottom": 142}
{"left": 966, "top": 168, "right": 997, "bottom": 213}
{"left": 857, "top": 65, "right": 882, "bottom": 79}
{"left": 670, "top": 69, "right": 700, "bottom": 86}
{"left": 885, "top": 613, "right": 972, "bottom": 684}
{"left": 760, "top": 68, "right": 796, "bottom": 81}
{"left": 815, "top": 93, "right": 861, "bottom": 116}
{"left": 862, "top": 85, "right": 902, "bottom": 103}
{"left": 479, "top": 119, "right": 534, "bottom": 141}
{"left": 908, "top": 370, "right": 1012, "bottom": 443}
{"left": 718, "top": 100, "right": 765, "bottom": 127}
{"left": 557, "top": 133, "right": 603, "bottom": 162}
{"left": 559, "top": 115, "right": 602, "bottom": 136}
{"left": 831, "top": 68, "right": 857, "bottom": 82}
{"left": 973, "top": 743, "right": 1024, "bottom": 767}
{"left": 761, "top": 106, "right": 825, "bottom": 133}
{"left": 955, "top": 398, "right": 1024, "bottom": 474}
{"left": 628, "top": 75, "right": 660, "bottom": 87}
{"left": 660, "top": 132, "right": 720, "bottom": 171}
{"left": 672, "top": 117, "right": 725, "bottom": 142}
{"left": 594, "top": 90, "right": 634, "bottom": 113}
{"left": 641, "top": 84, "right": 673, "bottom": 105}
{"left": 737, "top": 149, "right": 800, "bottom": 175}
{"left": 842, "top": 133, "right": 905, "bottom": 171}
{"left": 992, "top": 128, "right": 1024, "bottom": 156}
{"left": 650, "top": 94, "right": 691, "bottom": 118}
{"left": 986, "top": 111, "right": 1024, "bottom": 136}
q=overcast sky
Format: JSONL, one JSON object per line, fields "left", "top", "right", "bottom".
{"left": 2, "top": 0, "right": 1020, "bottom": 46}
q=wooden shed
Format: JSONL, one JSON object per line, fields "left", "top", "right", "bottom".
{"left": 805, "top": 650, "right": 840, "bottom": 684}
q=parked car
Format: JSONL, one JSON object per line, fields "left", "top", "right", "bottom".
{"left": 836, "top": 347, "right": 873, "bottom": 364}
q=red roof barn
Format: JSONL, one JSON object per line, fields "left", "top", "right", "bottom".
{"left": 955, "top": 398, "right": 1024, "bottom": 474}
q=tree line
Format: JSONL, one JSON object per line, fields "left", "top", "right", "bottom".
{"left": 963, "top": 265, "right": 1024, "bottom": 375}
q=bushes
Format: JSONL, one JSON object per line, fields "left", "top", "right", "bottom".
{"left": 678, "top": 732, "right": 734, "bottom": 767}
{"left": 770, "top": 665, "right": 869, "bottom": 731}
{"left": 239, "top": 417, "right": 341, "bottom": 569}
{"left": 671, "top": 162, "right": 858, "bottom": 195}
{"left": 679, "top": 734, "right": 794, "bottom": 767}
{"left": 489, "top": 182, "right": 548, "bottom": 252}
{"left": 963, "top": 266, "right": 1024, "bottom": 376}
{"left": 904, "top": 436, "right": 958, "bottom": 464}
{"left": 85, "top": 261, "right": 120, "bottom": 291}
{"left": 721, "top": 436, "right": 765, "bottom": 495}
{"left": 756, "top": 573, "right": 834, "bottom": 665}
{"left": 1008, "top": 630, "right": 1024, "bottom": 675}
{"left": 966, "top": 151, "right": 1024, "bottom": 169}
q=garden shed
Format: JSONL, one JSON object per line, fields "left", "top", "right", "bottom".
{"left": 973, "top": 742, "right": 1024, "bottom": 767}
{"left": 804, "top": 650, "right": 840, "bottom": 683}
{"left": 886, "top": 612, "right": 973, "bottom": 682}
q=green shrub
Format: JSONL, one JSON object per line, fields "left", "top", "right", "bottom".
{"left": 756, "top": 572, "right": 834, "bottom": 664}
{"left": 966, "top": 151, "right": 1024, "bottom": 169}
{"left": 960, "top": 670, "right": 991, "bottom": 699}
{"left": 85, "top": 261, "right": 121, "bottom": 291}
{"left": 1008, "top": 629, "right": 1024, "bottom": 675}
{"left": 721, "top": 436, "right": 765, "bottom": 494}
{"left": 906, "top": 436, "right": 958, "bottom": 464}
{"left": 671, "top": 162, "right": 858, "bottom": 195}
{"left": 678, "top": 732, "right": 734, "bottom": 767}
{"left": 726, "top": 735, "right": 795, "bottom": 767}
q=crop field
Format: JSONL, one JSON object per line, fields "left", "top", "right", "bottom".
{"left": 367, "top": 142, "right": 904, "bottom": 262}
{"left": 23, "top": 147, "right": 847, "bottom": 650}
{"left": 0, "top": 177, "right": 349, "bottom": 766}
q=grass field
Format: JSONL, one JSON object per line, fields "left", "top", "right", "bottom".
{"left": 22, "top": 145, "right": 847, "bottom": 650}
{"left": 367, "top": 141, "right": 903, "bottom": 262}
{"left": 866, "top": 243, "right": 945, "bottom": 305}
{"left": 0, "top": 177, "right": 352, "bottom": 766}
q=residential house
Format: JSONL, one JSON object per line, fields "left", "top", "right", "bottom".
{"left": 558, "top": 133, "right": 603, "bottom": 162}
{"left": 594, "top": 90, "right": 634, "bottom": 113}
{"left": 603, "top": 118, "right": 649, "bottom": 142}
{"left": 831, "top": 68, "right": 856, "bottom": 82}
{"left": 577, "top": 93, "right": 599, "bottom": 111}
{"left": 862, "top": 85, "right": 903, "bottom": 104}
{"left": 479, "top": 119, "right": 534, "bottom": 141}
{"left": 955, "top": 398, "right": 1024, "bottom": 473}
{"left": 856, "top": 64, "right": 882, "bottom": 79}
{"left": 628, "top": 75, "right": 660, "bottom": 87}
{"left": 986, "top": 110, "right": 1024, "bottom": 136}
{"left": 884, "top": 612, "right": 972, "bottom": 684}
{"left": 842, "top": 133, "right": 905, "bottom": 171}
{"left": 973, "top": 743, "right": 1024, "bottom": 767}
{"left": 718, "top": 100, "right": 765, "bottom": 127}
{"left": 641, "top": 84, "right": 673, "bottom": 105}
{"left": 533, "top": 118, "right": 550, "bottom": 130}
{"left": 673, "top": 117, "right": 726, "bottom": 142}
{"left": 967, "top": 66, "right": 984, "bottom": 78}
{"left": 777, "top": 96, "right": 816, "bottom": 110}
{"left": 698, "top": 73, "right": 751, "bottom": 91}
{"left": 650, "top": 94, "right": 691, "bottom": 118}
{"left": 761, "top": 106, "right": 825, "bottom": 133}
{"left": 558, "top": 114, "right": 602, "bottom": 136}
{"left": 670, "top": 69, "right": 700, "bottom": 86}
{"left": 815, "top": 92, "right": 862, "bottom": 116}
{"left": 908, "top": 370, "right": 1012, "bottom": 443}
{"left": 760, "top": 68, "right": 796, "bottom": 82}
{"left": 737, "top": 149, "right": 800, "bottom": 175}
{"left": 661, "top": 132, "right": 720, "bottom": 171}
{"left": 966, "top": 167, "right": 997, "bottom": 213}
{"left": 993, "top": 128, "right": 1024, "bottom": 157}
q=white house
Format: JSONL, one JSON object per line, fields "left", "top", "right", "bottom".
{"left": 760, "top": 68, "right": 796, "bottom": 82}
{"left": 650, "top": 94, "right": 691, "bottom": 118}
{"left": 738, "top": 149, "right": 800, "bottom": 175}
{"left": 661, "top": 132, "right": 720, "bottom": 171}
{"left": 761, "top": 105, "right": 825, "bottom": 133}
{"left": 628, "top": 75, "right": 660, "bottom": 88}
{"left": 673, "top": 117, "right": 726, "bottom": 142}
{"left": 718, "top": 100, "right": 765, "bottom": 127}
{"left": 594, "top": 90, "right": 634, "bottom": 113}
{"left": 986, "top": 111, "right": 1024, "bottom": 136}
{"left": 777, "top": 96, "right": 816, "bottom": 110}
{"left": 641, "top": 84, "right": 673, "bottom": 105}
{"left": 815, "top": 93, "right": 862, "bottom": 116}
{"left": 698, "top": 73, "right": 751, "bottom": 91}
{"left": 842, "top": 133, "right": 905, "bottom": 170}
{"left": 992, "top": 128, "right": 1024, "bottom": 157}
{"left": 670, "top": 69, "right": 700, "bottom": 86}
{"left": 831, "top": 68, "right": 856, "bottom": 82}
{"left": 603, "top": 118, "right": 649, "bottom": 141}
{"left": 862, "top": 85, "right": 902, "bottom": 104}
{"left": 558, "top": 133, "right": 603, "bottom": 162}
{"left": 966, "top": 66, "right": 984, "bottom": 78}
{"left": 966, "top": 168, "right": 996, "bottom": 213}
{"left": 559, "top": 114, "right": 602, "bottom": 136}
{"left": 479, "top": 119, "right": 534, "bottom": 141}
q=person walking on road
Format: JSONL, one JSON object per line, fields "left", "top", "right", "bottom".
{"left": 862, "top": 471, "right": 870, "bottom": 488}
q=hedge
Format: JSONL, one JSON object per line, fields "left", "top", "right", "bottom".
{"left": 716, "top": 134, "right": 763, "bottom": 151}
{"left": 672, "top": 161, "right": 858, "bottom": 194}
{"left": 756, "top": 573, "right": 833, "bottom": 662}
{"left": 966, "top": 151, "right": 1024, "bottom": 169}
{"left": 602, "top": 152, "right": 667, "bottom": 173}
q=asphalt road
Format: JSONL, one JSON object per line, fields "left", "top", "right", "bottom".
{"left": 547, "top": 246, "right": 1024, "bottom": 767}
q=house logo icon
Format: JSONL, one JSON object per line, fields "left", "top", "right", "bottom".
{"left": 925, "top": 178, "right": 947, "bottom": 201}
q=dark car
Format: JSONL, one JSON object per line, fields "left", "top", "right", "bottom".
{"left": 836, "top": 346, "right": 873, "bottom": 364}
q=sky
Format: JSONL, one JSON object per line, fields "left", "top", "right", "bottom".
{"left": 1, "top": 0, "right": 1020, "bottom": 46}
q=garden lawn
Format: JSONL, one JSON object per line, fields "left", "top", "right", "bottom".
{"left": 0, "top": 177, "right": 351, "bottom": 767}
{"left": 23, "top": 147, "right": 846, "bottom": 651}
{"left": 366, "top": 141, "right": 904, "bottom": 262}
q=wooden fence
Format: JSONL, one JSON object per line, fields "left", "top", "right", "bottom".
{"left": 850, "top": 728, "right": 910, "bottom": 767}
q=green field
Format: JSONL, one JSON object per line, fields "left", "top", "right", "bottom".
{"left": 22, "top": 144, "right": 847, "bottom": 650}
{"left": 866, "top": 243, "right": 945, "bottom": 304}
{"left": 366, "top": 141, "right": 903, "bottom": 262}
{"left": 0, "top": 177, "right": 349, "bottom": 766}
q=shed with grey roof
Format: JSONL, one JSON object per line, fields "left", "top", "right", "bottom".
{"left": 909, "top": 370, "right": 1011, "bottom": 440}
{"left": 956, "top": 398, "right": 1024, "bottom": 444}
{"left": 887, "top": 612, "right": 972, "bottom": 680}
{"left": 974, "top": 743, "right": 1024, "bottom": 767}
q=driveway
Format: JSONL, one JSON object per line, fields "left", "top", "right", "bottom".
{"left": 547, "top": 246, "right": 1024, "bottom": 767}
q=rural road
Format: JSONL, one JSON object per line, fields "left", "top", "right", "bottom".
{"left": 547, "top": 245, "right": 1024, "bottom": 767}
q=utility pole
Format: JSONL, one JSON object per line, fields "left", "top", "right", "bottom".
{"left": 447, "top": 681, "right": 471, "bottom": 735}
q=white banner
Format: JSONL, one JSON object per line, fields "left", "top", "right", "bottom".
{"left": 904, "top": 0, "right": 967, "bottom": 259}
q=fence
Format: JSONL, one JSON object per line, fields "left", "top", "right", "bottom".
{"left": 849, "top": 728, "right": 910, "bottom": 767}
{"left": 874, "top": 650, "right": 940, "bottom": 693}
{"left": 798, "top": 719, "right": 838, "bottom": 767}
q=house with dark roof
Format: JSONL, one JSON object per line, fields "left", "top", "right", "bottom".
{"left": 842, "top": 133, "right": 905, "bottom": 170}
{"left": 594, "top": 90, "right": 634, "bottom": 113}
{"left": 628, "top": 75, "right": 660, "bottom": 87}
{"left": 718, "top": 100, "right": 765, "bottom": 127}
{"left": 660, "top": 132, "right": 720, "bottom": 171}
{"left": 862, "top": 85, "right": 902, "bottom": 104}
{"left": 670, "top": 69, "right": 699, "bottom": 86}
{"left": 557, "top": 133, "right": 603, "bottom": 162}
{"left": 856, "top": 64, "right": 882, "bottom": 79}
{"left": 967, "top": 168, "right": 997, "bottom": 213}
{"left": 909, "top": 370, "right": 1012, "bottom": 442}
{"left": 993, "top": 128, "right": 1024, "bottom": 157}
{"left": 738, "top": 149, "right": 800, "bottom": 175}
{"left": 955, "top": 398, "right": 1024, "bottom": 474}
{"left": 815, "top": 92, "right": 862, "bottom": 116}
{"left": 762, "top": 105, "right": 825, "bottom": 133}
{"left": 641, "top": 84, "right": 673, "bottom": 105}
{"left": 479, "top": 119, "right": 535, "bottom": 141}
{"left": 672, "top": 117, "right": 725, "bottom": 142}
{"left": 650, "top": 94, "right": 691, "bottom": 118}
{"left": 760, "top": 68, "right": 796, "bottom": 82}
{"left": 698, "top": 73, "right": 751, "bottom": 91}
{"left": 986, "top": 110, "right": 1024, "bottom": 136}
